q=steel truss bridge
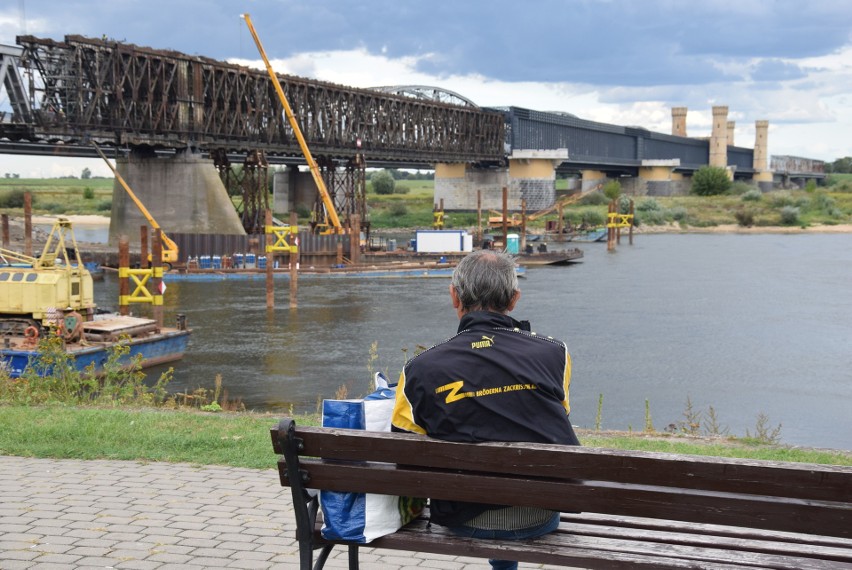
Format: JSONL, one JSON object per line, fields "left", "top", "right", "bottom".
{"left": 0, "top": 35, "right": 504, "bottom": 232}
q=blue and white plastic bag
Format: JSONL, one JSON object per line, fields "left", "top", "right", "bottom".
{"left": 319, "top": 372, "right": 422, "bottom": 543}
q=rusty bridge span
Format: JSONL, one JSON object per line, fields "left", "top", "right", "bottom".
{"left": 0, "top": 35, "right": 504, "bottom": 236}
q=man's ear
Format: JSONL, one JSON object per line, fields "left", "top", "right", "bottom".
{"left": 507, "top": 289, "right": 521, "bottom": 312}
{"left": 449, "top": 283, "right": 461, "bottom": 309}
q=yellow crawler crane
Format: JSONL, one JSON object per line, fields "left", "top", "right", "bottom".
{"left": 0, "top": 218, "right": 94, "bottom": 341}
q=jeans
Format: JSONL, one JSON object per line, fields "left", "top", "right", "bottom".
{"left": 447, "top": 511, "right": 560, "bottom": 570}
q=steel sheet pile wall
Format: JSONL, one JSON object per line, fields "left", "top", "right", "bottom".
{"left": 5, "top": 35, "right": 504, "bottom": 164}
{"left": 173, "top": 232, "right": 349, "bottom": 267}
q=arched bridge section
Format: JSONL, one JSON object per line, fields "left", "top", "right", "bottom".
{"left": 2, "top": 35, "right": 505, "bottom": 164}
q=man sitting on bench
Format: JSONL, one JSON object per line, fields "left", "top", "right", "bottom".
{"left": 391, "top": 249, "right": 582, "bottom": 570}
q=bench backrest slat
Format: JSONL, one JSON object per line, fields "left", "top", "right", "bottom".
{"left": 289, "top": 458, "right": 852, "bottom": 538}
{"left": 274, "top": 426, "right": 852, "bottom": 502}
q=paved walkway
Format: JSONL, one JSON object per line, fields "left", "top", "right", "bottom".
{"left": 0, "top": 456, "right": 566, "bottom": 570}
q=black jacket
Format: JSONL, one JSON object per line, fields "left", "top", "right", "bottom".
{"left": 391, "top": 311, "right": 580, "bottom": 525}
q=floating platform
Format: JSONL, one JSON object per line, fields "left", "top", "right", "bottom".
{"left": 0, "top": 315, "right": 191, "bottom": 378}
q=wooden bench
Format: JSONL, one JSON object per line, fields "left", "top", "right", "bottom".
{"left": 271, "top": 418, "right": 852, "bottom": 569}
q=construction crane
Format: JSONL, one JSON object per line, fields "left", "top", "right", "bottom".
{"left": 92, "top": 142, "right": 180, "bottom": 268}
{"left": 241, "top": 13, "right": 344, "bottom": 235}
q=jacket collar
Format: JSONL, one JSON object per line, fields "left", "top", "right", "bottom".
{"left": 457, "top": 311, "right": 531, "bottom": 333}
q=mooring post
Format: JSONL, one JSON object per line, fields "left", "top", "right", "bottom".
{"left": 140, "top": 225, "right": 149, "bottom": 269}
{"left": 152, "top": 229, "right": 164, "bottom": 328}
{"left": 520, "top": 199, "right": 527, "bottom": 252}
{"left": 502, "top": 186, "right": 508, "bottom": 251}
{"left": 350, "top": 214, "right": 361, "bottom": 265}
{"left": 266, "top": 210, "right": 274, "bottom": 310}
{"left": 290, "top": 211, "right": 298, "bottom": 309}
{"left": 476, "top": 190, "right": 482, "bottom": 246}
{"left": 1, "top": 214, "right": 8, "bottom": 248}
{"left": 24, "top": 192, "right": 32, "bottom": 257}
{"left": 119, "top": 236, "right": 130, "bottom": 315}
{"left": 629, "top": 199, "right": 635, "bottom": 245}
{"left": 607, "top": 200, "right": 615, "bottom": 252}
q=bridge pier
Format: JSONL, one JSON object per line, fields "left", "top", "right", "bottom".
{"left": 434, "top": 150, "right": 567, "bottom": 212}
{"left": 639, "top": 160, "right": 682, "bottom": 196}
{"left": 110, "top": 148, "right": 246, "bottom": 246}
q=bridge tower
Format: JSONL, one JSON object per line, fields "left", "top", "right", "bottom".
{"left": 671, "top": 107, "right": 688, "bottom": 137}
{"left": 709, "top": 106, "right": 729, "bottom": 170}
{"left": 752, "top": 120, "right": 774, "bottom": 192}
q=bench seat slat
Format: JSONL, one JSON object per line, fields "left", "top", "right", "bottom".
{"left": 315, "top": 518, "right": 852, "bottom": 570}
{"left": 292, "top": 458, "right": 852, "bottom": 538}
{"left": 281, "top": 426, "right": 852, "bottom": 501}
{"left": 560, "top": 513, "right": 852, "bottom": 550}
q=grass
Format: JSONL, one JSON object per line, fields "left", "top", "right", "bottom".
{"left": 0, "top": 177, "right": 114, "bottom": 216}
{"left": 1, "top": 405, "right": 850, "bottom": 469}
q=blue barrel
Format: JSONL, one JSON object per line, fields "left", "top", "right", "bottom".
{"left": 245, "top": 253, "right": 257, "bottom": 269}
{"left": 212, "top": 255, "right": 222, "bottom": 269}
{"left": 233, "top": 253, "right": 244, "bottom": 268}
{"left": 258, "top": 256, "right": 267, "bottom": 269}
{"left": 199, "top": 255, "right": 211, "bottom": 269}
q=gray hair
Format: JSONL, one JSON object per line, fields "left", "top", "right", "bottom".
{"left": 451, "top": 249, "right": 519, "bottom": 313}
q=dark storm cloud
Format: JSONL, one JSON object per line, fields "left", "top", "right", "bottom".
{"left": 8, "top": 0, "right": 852, "bottom": 88}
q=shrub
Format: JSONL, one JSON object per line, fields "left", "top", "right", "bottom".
{"left": 668, "top": 206, "right": 688, "bottom": 221}
{"left": 83, "top": 186, "right": 95, "bottom": 200}
{"left": 770, "top": 191, "right": 794, "bottom": 208}
{"left": 580, "top": 210, "right": 606, "bottom": 227}
{"left": 603, "top": 180, "right": 622, "bottom": 201}
{"left": 636, "top": 198, "right": 661, "bottom": 212}
{"left": 388, "top": 203, "right": 408, "bottom": 216}
{"left": 370, "top": 170, "right": 395, "bottom": 195}
{"left": 779, "top": 206, "right": 800, "bottom": 225}
{"left": 691, "top": 166, "right": 732, "bottom": 196}
{"left": 96, "top": 200, "right": 112, "bottom": 212}
{"left": 393, "top": 185, "right": 410, "bottom": 195}
{"left": 637, "top": 209, "right": 666, "bottom": 225}
{"left": 734, "top": 209, "right": 755, "bottom": 227}
{"left": 810, "top": 192, "right": 836, "bottom": 213}
{"left": 0, "top": 189, "right": 28, "bottom": 208}
{"left": 805, "top": 180, "right": 817, "bottom": 193}
{"left": 741, "top": 189, "right": 763, "bottom": 202}
{"left": 578, "top": 191, "right": 609, "bottom": 206}
{"left": 730, "top": 181, "right": 753, "bottom": 195}
{"left": 42, "top": 202, "right": 65, "bottom": 214}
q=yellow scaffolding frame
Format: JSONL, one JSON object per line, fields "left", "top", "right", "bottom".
{"left": 118, "top": 266, "right": 164, "bottom": 306}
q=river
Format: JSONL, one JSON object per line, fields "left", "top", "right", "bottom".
{"left": 91, "top": 233, "right": 852, "bottom": 451}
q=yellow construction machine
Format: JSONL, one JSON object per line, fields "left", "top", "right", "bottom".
{"left": 0, "top": 218, "right": 94, "bottom": 339}
{"left": 242, "top": 13, "right": 345, "bottom": 235}
{"left": 92, "top": 142, "right": 180, "bottom": 268}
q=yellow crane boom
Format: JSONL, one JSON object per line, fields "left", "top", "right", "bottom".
{"left": 241, "top": 13, "right": 343, "bottom": 234}
{"left": 92, "top": 142, "right": 179, "bottom": 265}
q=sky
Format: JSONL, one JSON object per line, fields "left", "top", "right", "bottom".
{"left": 1, "top": 0, "right": 851, "bottom": 178}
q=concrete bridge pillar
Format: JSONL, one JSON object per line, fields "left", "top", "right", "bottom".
{"left": 709, "top": 106, "right": 729, "bottom": 169}
{"left": 110, "top": 148, "right": 246, "bottom": 246}
{"left": 672, "top": 107, "right": 688, "bottom": 136}
{"left": 581, "top": 170, "right": 608, "bottom": 193}
{"left": 433, "top": 163, "right": 508, "bottom": 211}
{"left": 507, "top": 150, "right": 567, "bottom": 211}
{"left": 752, "top": 120, "right": 774, "bottom": 192}
{"left": 640, "top": 159, "right": 681, "bottom": 196}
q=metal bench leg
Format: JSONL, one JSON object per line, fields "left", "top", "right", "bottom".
{"left": 313, "top": 544, "right": 334, "bottom": 570}
{"left": 348, "top": 544, "right": 359, "bottom": 569}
